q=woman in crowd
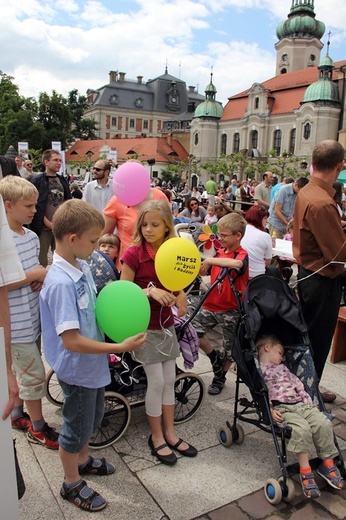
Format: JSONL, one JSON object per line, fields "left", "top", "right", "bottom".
{"left": 241, "top": 205, "right": 272, "bottom": 278}
{"left": 177, "top": 197, "right": 207, "bottom": 223}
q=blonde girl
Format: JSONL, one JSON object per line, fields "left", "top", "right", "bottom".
{"left": 121, "top": 200, "right": 197, "bottom": 465}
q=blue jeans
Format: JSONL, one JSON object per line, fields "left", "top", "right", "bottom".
{"left": 58, "top": 379, "right": 105, "bottom": 453}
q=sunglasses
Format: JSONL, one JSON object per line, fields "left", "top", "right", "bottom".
{"left": 190, "top": 202, "right": 198, "bottom": 207}
{"left": 93, "top": 167, "right": 104, "bottom": 172}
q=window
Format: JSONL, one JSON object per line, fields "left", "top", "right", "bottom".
{"left": 221, "top": 134, "right": 227, "bottom": 155}
{"left": 129, "top": 119, "right": 135, "bottom": 128}
{"left": 250, "top": 130, "right": 258, "bottom": 149}
{"left": 233, "top": 133, "right": 240, "bottom": 153}
{"left": 143, "top": 120, "right": 149, "bottom": 130}
{"left": 254, "top": 97, "right": 259, "bottom": 109}
{"left": 194, "top": 132, "right": 199, "bottom": 146}
{"left": 111, "top": 117, "right": 117, "bottom": 126}
{"left": 273, "top": 129, "right": 282, "bottom": 155}
{"left": 289, "top": 128, "right": 296, "bottom": 155}
{"left": 303, "top": 123, "right": 311, "bottom": 140}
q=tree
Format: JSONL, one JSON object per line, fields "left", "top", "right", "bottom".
{"left": 68, "top": 89, "right": 98, "bottom": 141}
{"left": 266, "top": 150, "right": 309, "bottom": 180}
{"left": 160, "top": 162, "right": 184, "bottom": 186}
{"left": 0, "top": 71, "right": 44, "bottom": 154}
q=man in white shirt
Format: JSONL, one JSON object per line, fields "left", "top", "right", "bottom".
{"left": 83, "top": 160, "right": 113, "bottom": 213}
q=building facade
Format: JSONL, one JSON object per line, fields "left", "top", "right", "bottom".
{"left": 190, "top": 0, "right": 346, "bottom": 183}
{"left": 84, "top": 68, "right": 204, "bottom": 140}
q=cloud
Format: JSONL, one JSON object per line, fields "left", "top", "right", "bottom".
{"left": 0, "top": 0, "right": 345, "bottom": 106}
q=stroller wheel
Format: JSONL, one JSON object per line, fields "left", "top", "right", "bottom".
{"left": 218, "top": 425, "right": 233, "bottom": 447}
{"left": 45, "top": 369, "right": 63, "bottom": 407}
{"left": 89, "top": 391, "right": 131, "bottom": 449}
{"left": 278, "top": 476, "right": 295, "bottom": 503}
{"left": 264, "top": 479, "right": 282, "bottom": 505}
{"left": 233, "top": 424, "right": 245, "bottom": 445}
{"left": 174, "top": 372, "right": 205, "bottom": 424}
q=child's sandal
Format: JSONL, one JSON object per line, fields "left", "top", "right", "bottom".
{"left": 300, "top": 472, "right": 321, "bottom": 498}
{"left": 317, "top": 464, "right": 345, "bottom": 490}
{"left": 78, "top": 456, "right": 115, "bottom": 476}
{"left": 60, "top": 480, "right": 107, "bottom": 512}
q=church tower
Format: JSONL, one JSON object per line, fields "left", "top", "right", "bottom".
{"left": 275, "top": 0, "right": 325, "bottom": 75}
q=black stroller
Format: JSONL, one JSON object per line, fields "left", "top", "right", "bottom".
{"left": 218, "top": 274, "right": 346, "bottom": 504}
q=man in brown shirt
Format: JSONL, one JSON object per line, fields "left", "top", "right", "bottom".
{"left": 293, "top": 140, "right": 346, "bottom": 401}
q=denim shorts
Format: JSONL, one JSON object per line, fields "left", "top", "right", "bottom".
{"left": 58, "top": 379, "right": 105, "bottom": 453}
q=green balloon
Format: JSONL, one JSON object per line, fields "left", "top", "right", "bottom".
{"left": 95, "top": 280, "right": 150, "bottom": 342}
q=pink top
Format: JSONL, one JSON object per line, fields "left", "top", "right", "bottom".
{"left": 260, "top": 362, "right": 312, "bottom": 405}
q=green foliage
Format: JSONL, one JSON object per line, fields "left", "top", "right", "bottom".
{"left": 160, "top": 161, "right": 184, "bottom": 186}
{"left": 0, "top": 71, "right": 98, "bottom": 155}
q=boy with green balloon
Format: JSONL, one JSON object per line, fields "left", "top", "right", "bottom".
{"left": 39, "top": 199, "right": 146, "bottom": 513}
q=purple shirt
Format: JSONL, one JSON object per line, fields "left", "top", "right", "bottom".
{"left": 260, "top": 362, "right": 312, "bottom": 405}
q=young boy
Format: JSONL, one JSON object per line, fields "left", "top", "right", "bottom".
{"left": 40, "top": 199, "right": 146, "bottom": 512}
{"left": 257, "top": 335, "right": 345, "bottom": 498}
{"left": 0, "top": 176, "right": 59, "bottom": 448}
{"left": 192, "top": 212, "right": 249, "bottom": 395}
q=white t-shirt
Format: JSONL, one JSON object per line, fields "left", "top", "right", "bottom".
{"left": 241, "top": 224, "right": 272, "bottom": 278}
{"left": 0, "top": 195, "right": 25, "bottom": 287}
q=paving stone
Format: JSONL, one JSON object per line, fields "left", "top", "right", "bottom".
{"left": 209, "top": 503, "right": 249, "bottom": 520}
{"left": 237, "top": 489, "right": 285, "bottom": 518}
{"left": 316, "top": 491, "right": 346, "bottom": 519}
{"left": 332, "top": 408, "right": 346, "bottom": 423}
{"left": 289, "top": 503, "right": 334, "bottom": 519}
{"left": 334, "top": 423, "right": 346, "bottom": 441}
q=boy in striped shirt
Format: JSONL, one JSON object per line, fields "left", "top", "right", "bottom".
{"left": 0, "top": 176, "right": 59, "bottom": 449}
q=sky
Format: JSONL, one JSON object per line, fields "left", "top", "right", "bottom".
{"left": 1, "top": 0, "right": 346, "bottom": 106}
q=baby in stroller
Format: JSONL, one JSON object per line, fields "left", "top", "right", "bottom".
{"left": 257, "top": 335, "right": 345, "bottom": 498}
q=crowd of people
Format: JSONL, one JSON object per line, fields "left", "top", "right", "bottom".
{"left": 1, "top": 139, "right": 346, "bottom": 511}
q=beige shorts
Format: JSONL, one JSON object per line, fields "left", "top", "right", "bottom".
{"left": 11, "top": 338, "right": 46, "bottom": 400}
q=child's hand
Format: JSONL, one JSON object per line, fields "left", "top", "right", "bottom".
{"left": 30, "top": 266, "right": 47, "bottom": 283}
{"left": 200, "top": 258, "right": 211, "bottom": 275}
{"left": 120, "top": 332, "right": 147, "bottom": 352}
{"left": 175, "top": 291, "right": 187, "bottom": 317}
{"left": 150, "top": 287, "right": 176, "bottom": 307}
{"left": 271, "top": 409, "right": 284, "bottom": 423}
{"left": 30, "top": 281, "right": 43, "bottom": 292}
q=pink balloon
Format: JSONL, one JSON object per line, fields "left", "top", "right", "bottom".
{"left": 113, "top": 162, "right": 151, "bottom": 206}
{"left": 309, "top": 164, "right": 314, "bottom": 176}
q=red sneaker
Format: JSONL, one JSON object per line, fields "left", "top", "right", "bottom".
{"left": 27, "top": 422, "right": 59, "bottom": 450}
{"left": 12, "top": 412, "right": 31, "bottom": 430}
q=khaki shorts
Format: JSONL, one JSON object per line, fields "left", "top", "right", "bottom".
{"left": 11, "top": 338, "right": 46, "bottom": 400}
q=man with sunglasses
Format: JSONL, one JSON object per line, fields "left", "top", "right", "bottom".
{"left": 83, "top": 160, "right": 113, "bottom": 213}
{"left": 23, "top": 159, "right": 35, "bottom": 181}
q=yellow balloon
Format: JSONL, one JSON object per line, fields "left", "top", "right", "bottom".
{"left": 155, "top": 237, "right": 201, "bottom": 291}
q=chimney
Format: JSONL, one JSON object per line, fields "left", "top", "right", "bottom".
{"left": 109, "top": 70, "right": 118, "bottom": 83}
{"left": 137, "top": 76, "right": 143, "bottom": 84}
{"left": 188, "top": 85, "right": 195, "bottom": 93}
{"left": 119, "top": 72, "right": 126, "bottom": 82}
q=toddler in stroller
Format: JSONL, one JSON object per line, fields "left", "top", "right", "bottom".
{"left": 257, "top": 334, "right": 345, "bottom": 499}
{"left": 218, "top": 273, "right": 346, "bottom": 505}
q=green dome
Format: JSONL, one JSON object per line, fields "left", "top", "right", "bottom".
{"left": 303, "top": 79, "right": 339, "bottom": 105}
{"left": 319, "top": 55, "right": 334, "bottom": 69}
{"left": 194, "top": 100, "right": 223, "bottom": 119}
{"left": 193, "top": 73, "right": 223, "bottom": 119}
{"left": 276, "top": 1, "right": 325, "bottom": 40}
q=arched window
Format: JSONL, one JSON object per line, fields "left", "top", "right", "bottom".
{"left": 250, "top": 130, "right": 258, "bottom": 149}
{"left": 221, "top": 134, "right": 227, "bottom": 155}
{"left": 289, "top": 129, "right": 296, "bottom": 155}
{"left": 233, "top": 133, "right": 240, "bottom": 153}
{"left": 255, "top": 97, "right": 259, "bottom": 109}
{"left": 303, "top": 123, "right": 311, "bottom": 140}
{"left": 273, "top": 129, "right": 282, "bottom": 155}
{"left": 194, "top": 132, "right": 199, "bottom": 146}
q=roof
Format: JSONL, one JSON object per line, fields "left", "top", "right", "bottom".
{"left": 66, "top": 137, "right": 189, "bottom": 164}
{"left": 221, "top": 60, "right": 346, "bottom": 121}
